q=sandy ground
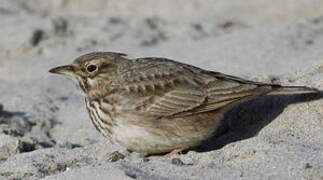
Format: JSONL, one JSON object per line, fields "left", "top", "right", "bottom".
{"left": 0, "top": 0, "right": 323, "bottom": 179}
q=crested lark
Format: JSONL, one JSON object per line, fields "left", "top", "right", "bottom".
{"left": 49, "top": 52, "right": 319, "bottom": 154}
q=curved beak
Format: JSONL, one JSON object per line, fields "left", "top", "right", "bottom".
{"left": 49, "top": 65, "right": 74, "bottom": 76}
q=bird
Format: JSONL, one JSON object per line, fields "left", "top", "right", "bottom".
{"left": 49, "top": 52, "right": 320, "bottom": 155}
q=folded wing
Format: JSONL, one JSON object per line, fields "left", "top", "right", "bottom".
{"left": 121, "top": 58, "right": 273, "bottom": 118}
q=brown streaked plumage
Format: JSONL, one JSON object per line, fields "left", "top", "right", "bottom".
{"left": 49, "top": 52, "right": 320, "bottom": 154}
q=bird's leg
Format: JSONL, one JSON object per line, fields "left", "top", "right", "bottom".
{"left": 163, "top": 149, "right": 183, "bottom": 158}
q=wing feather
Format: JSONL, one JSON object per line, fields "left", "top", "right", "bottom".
{"left": 146, "top": 89, "right": 206, "bottom": 116}
{"left": 119, "top": 58, "right": 273, "bottom": 118}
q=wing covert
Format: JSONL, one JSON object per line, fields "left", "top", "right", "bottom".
{"left": 118, "top": 58, "right": 272, "bottom": 118}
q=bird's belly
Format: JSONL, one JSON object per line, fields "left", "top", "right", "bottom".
{"left": 111, "top": 113, "right": 222, "bottom": 153}
{"left": 111, "top": 125, "right": 202, "bottom": 153}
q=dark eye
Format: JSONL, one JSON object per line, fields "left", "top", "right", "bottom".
{"left": 86, "top": 65, "right": 97, "bottom": 72}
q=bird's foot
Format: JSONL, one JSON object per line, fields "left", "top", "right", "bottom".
{"left": 163, "top": 149, "right": 183, "bottom": 158}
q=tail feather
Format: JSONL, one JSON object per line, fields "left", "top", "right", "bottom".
{"left": 268, "top": 85, "right": 320, "bottom": 95}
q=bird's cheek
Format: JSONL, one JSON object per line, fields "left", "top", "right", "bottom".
{"left": 87, "top": 78, "right": 98, "bottom": 87}
{"left": 77, "top": 78, "right": 90, "bottom": 93}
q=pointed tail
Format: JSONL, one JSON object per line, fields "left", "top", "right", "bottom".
{"left": 268, "top": 85, "right": 320, "bottom": 95}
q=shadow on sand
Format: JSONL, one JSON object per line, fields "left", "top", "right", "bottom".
{"left": 197, "top": 92, "right": 323, "bottom": 152}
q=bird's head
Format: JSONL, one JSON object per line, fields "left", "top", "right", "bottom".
{"left": 49, "top": 52, "right": 128, "bottom": 94}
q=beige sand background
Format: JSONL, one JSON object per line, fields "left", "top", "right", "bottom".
{"left": 0, "top": 0, "right": 323, "bottom": 179}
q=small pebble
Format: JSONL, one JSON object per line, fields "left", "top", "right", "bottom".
{"left": 52, "top": 17, "right": 68, "bottom": 36}
{"left": 142, "top": 157, "right": 150, "bottom": 162}
{"left": 171, "top": 158, "right": 185, "bottom": 166}
{"left": 124, "top": 171, "right": 137, "bottom": 179}
{"left": 305, "top": 163, "right": 312, "bottom": 169}
{"left": 18, "top": 140, "right": 36, "bottom": 153}
{"left": 106, "top": 151, "right": 125, "bottom": 162}
{"left": 220, "top": 21, "right": 234, "bottom": 29}
{"left": 109, "top": 17, "right": 123, "bottom": 24}
{"left": 145, "top": 17, "right": 160, "bottom": 30}
{"left": 30, "top": 29, "right": 45, "bottom": 46}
